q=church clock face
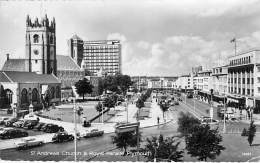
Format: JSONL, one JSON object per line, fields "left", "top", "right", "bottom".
{"left": 33, "top": 49, "right": 39, "bottom": 55}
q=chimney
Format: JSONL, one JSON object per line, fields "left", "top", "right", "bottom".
{"left": 6, "top": 53, "right": 10, "bottom": 60}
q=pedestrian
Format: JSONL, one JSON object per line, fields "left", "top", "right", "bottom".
{"left": 157, "top": 116, "right": 160, "bottom": 125}
{"left": 37, "top": 117, "right": 40, "bottom": 122}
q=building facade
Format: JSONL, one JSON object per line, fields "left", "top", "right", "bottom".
{"left": 68, "top": 38, "right": 122, "bottom": 76}
{"left": 174, "top": 74, "right": 192, "bottom": 91}
{"left": 68, "top": 35, "right": 84, "bottom": 67}
{"left": 212, "top": 65, "right": 228, "bottom": 95}
{"left": 227, "top": 49, "right": 260, "bottom": 109}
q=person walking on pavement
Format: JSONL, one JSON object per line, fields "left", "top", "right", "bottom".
{"left": 157, "top": 116, "right": 160, "bottom": 126}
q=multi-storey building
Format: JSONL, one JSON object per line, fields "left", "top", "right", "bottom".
{"left": 174, "top": 74, "right": 192, "bottom": 91}
{"left": 227, "top": 49, "right": 260, "bottom": 109}
{"left": 69, "top": 38, "right": 122, "bottom": 76}
{"left": 212, "top": 65, "right": 228, "bottom": 95}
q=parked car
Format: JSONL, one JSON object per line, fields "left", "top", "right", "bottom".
{"left": 33, "top": 122, "right": 45, "bottom": 131}
{"left": 4, "top": 118, "right": 18, "bottom": 127}
{"left": 82, "top": 121, "right": 91, "bottom": 127}
{"left": 0, "top": 117, "right": 10, "bottom": 125}
{"left": 52, "top": 132, "right": 74, "bottom": 143}
{"left": 13, "top": 120, "right": 26, "bottom": 128}
{"left": 83, "top": 129, "right": 104, "bottom": 138}
{"left": 174, "top": 101, "right": 179, "bottom": 105}
{"left": 0, "top": 129, "right": 28, "bottom": 139}
{"left": 15, "top": 137, "right": 44, "bottom": 150}
{"left": 23, "top": 120, "right": 39, "bottom": 129}
{"left": 0, "top": 127, "right": 13, "bottom": 134}
{"left": 201, "top": 118, "right": 219, "bottom": 125}
{"left": 43, "top": 124, "right": 64, "bottom": 133}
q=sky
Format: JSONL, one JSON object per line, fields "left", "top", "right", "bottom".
{"left": 1, "top": 0, "right": 260, "bottom": 76}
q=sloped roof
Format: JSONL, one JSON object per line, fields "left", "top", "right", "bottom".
{"left": 1, "top": 59, "right": 28, "bottom": 72}
{"left": 0, "top": 72, "right": 11, "bottom": 82}
{"left": 2, "top": 71, "right": 60, "bottom": 84}
{"left": 57, "top": 55, "right": 82, "bottom": 71}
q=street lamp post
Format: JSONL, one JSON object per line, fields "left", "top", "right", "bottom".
{"left": 73, "top": 98, "right": 77, "bottom": 162}
{"left": 102, "top": 101, "right": 104, "bottom": 124}
{"left": 223, "top": 91, "right": 226, "bottom": 133}
{"left": 136, "top": 107, "right": 140, "bottom": 162}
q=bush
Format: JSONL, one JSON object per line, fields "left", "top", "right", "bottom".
{"left": 241, "top": 128, "right": 248, "bottom": 136}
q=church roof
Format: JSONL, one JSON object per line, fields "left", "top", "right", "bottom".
{"left": 1, "top": 71, "right": 60, "bottom": 84}
{"left": 0, "top": 72, "right": 11, "bottom": 82}
{"left": 1, "top": 59, "right": 28, "bottom": 72}
{"left": 57, "top": 55, "right": 82, "bottom": 71}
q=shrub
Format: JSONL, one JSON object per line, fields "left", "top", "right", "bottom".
{"left": 241, "top": 128, "right": 248, "bottom": 136}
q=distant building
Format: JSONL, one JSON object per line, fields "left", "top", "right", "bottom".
{"left": 174, "top": 74, "right": 192, "bottom": 91}
{"left": 212, "top": 65, "right": 228, "bottom": 96}
{"left": 68, "top": 36, "right": 122, "bottom": 76}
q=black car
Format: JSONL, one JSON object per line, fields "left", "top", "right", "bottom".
{"left": 5, "top": 118, "right": 18, "bottom": 127}
{"left": 52, "top": 132, "right": 74, "bottom": 143}
{"left": 0, "top": 129, "right": 28, "bottom": 139}
{"left": 23, "top": 120, "right": 39, "bottom": 129}
{"left": 40, "top": 123, "right": 50, "bottom": 131}
{"left": 33, "top": 122, "right": 45, "bottom": 131}
{"left": 43, "top": 124, "right": 64, "bottom": 133}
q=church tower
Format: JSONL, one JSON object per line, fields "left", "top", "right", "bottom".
{"left": 25, "top": 14, "right": 57, "bottom": 75}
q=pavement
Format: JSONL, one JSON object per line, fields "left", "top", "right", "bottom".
{"left": 0, "top": 94, "right": 173, "bottom": 150}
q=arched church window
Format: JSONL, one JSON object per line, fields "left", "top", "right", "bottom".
{"left": 32, "top": 88, "right": 39, "bottom": 103}
{"left": 33, "top": 34, "right": 39, "bottom": 43}
{"left": 50, "top": 35, "right": 54, "bottom": 44}
{"left": 50, "top": 87, "right": 55, "bottom": 99}
{"left": 21, "top": 88, "right": 29, "bottom": 105}
{"left": 56, "top": 86, "right": 60, "bottom": 98}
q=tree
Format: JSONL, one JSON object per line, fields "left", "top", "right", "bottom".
{"left": 136, "top": 98, "right": 144, "bottom": 120}
{"left": 248, "top": 120, "right": 256, "bottom": 146}
{"left": 112, "top": 131, "right": 141, "bottom": 156}
{"left": 103, "top": 96, "right": 116, "bottom": 110}
{"left": 159, "top": 101, "right": 169, "bottom": 120}
{"left": 177, "top": 112, "right": 201, "bottom": 137}
{"left": 143, "top": 134, "right": 183, "bottom": 162}
{"left": 74, "top": 78, "right": 93, "bottom": 100}
{"left": 95, "top": 102, "right": 103, "bottom": 122}
{"left": 185, "top": 124, "right": 225, "bottom": 161}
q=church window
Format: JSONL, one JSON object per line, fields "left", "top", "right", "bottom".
{"left": 50, "top": 35, "right": 54, "bottom": 44}
{"left": 33, "top": 34, "right": 39, "bottom": 43}
{"left": 21, "top": 88, "right": 29, "bottom": 105}
{"left": 33, "top": 49, "right": 39, "bottom": 55}
{"left": 32, "top": 88, "right": 39, "bottom": 103}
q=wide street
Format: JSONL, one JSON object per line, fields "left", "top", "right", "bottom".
{"left": 1, "top": 98, "right": 260, "bottom": 162}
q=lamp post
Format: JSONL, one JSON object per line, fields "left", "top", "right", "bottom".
{"left": 101, "top": 101, "right": 104, "bottom": 124}
{"left": 73, "top": 98, "right": 77, "bottom": 162}
{"left": 223, "top": 93, "right": 226, "bottom": 133}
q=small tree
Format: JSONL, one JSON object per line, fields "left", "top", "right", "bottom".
{"left": 136, "top": 98, "right": 144, "bottom": 120}
{"left": 159, "top": 102, "right": 169, "bottom": 120}
{"left": 248, "top": 120, "right": 256, "bottom": 146}
{"left": 177, "top": 112, "right": 201, "bottom": 137}
{"left": 95, "top": 102, "right": 103, "bottom": 122}
{"left": 185, "top": 124, "right": 225, "bottom": 161}
{"left": 143, "top": 134, "right": 183, "bottom": 162}
{"left": 74, "top": 78, "right": 93, "bottom": 100}
{"left": 103, "top": 96, "right": 116, "bottom": 111}
{"left": 112, "top": 131, "right": 141, "bottom": 156}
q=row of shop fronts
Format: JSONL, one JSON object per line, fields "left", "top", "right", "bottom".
{"left": 195, "top": 89, "right": 260, "bottom": 113}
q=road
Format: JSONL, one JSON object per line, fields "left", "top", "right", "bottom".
{"left": 0, "top": 106, "right": 180, "bottom": 161}
{"left": 1, "top": 97, "right": 260, "bottom": 162}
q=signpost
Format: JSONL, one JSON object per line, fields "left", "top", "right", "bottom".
{"left": 115, "top": 122, "right": 140, "bottom": 161}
